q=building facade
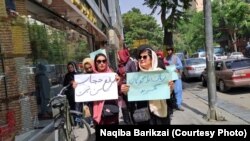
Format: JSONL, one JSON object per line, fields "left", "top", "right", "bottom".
{"left": 0, "top": 0, "right": 123, "bottom": 139}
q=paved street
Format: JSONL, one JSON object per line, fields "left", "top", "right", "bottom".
{"left": 15, "top": 80, "right": 250, "bottom": 141}
{"left": 70, "top": 81, "right": 250, "bottom": 140}
{"left": 181, "top": 79, "right": 250, "bottom": 124}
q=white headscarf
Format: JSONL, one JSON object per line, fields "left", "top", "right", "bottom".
{"left": 138, "top": 48, "right": 159, "bottom": 71}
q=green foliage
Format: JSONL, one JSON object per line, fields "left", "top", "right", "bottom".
{"left": 28, "top": 22, "right": 89, "bottom": 64}
{"left": 175, "top": 0, "right": 250, "bottom": 53}
{"left": 122, "top": 8, "right": 163, "bottom": 49}
{"left": 72, "top": 40, "right": 89, "bottom": 62}
{"left": 214, "top": 0, "right": 250, "bottom": 38}
{"left": 212, "top": 0, "right": 250, "bottom": 51}
{"left": 175, "top": 10, "right": 205, "bottom": 54}
{"left": 143, "top": 0, "right": 193, "bottom": 47}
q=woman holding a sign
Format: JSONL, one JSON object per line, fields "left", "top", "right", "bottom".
{"left": 92, "top": 53, "right": 120, "bottom": 125}
{"left": 121, "top": 45, "right": 174, "bottom": 125}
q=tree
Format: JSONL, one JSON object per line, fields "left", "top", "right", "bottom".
{"left": 213, "top": 0, "right": 250, "bottom": 52}
{"left": 175, "top": 0, "right": 250, "bottom": 54}
{"left": 175, "top": 10, "right": 205, "bottom": 54}
{"left": 143, "top": 0, "right": 193, "bottom": 48}
{"left": 122, "top": 8, "right": 163, "bottom": 49}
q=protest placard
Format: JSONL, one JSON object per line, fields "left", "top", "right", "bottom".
{"left": 89, "top": 49, "right": 107, "bottom": 60}
{"left": 74, "top": 73, "right": 118, "bottom": 102}
{"left": 166, "top": 65, "right": 179, "bottom": 80}
{"left": 127, "top": 71, "right": 171, "bottom": 101}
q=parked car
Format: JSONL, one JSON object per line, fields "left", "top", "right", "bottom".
{"left": 182, "top": 58, "right": 206, "bottom": 81}
{"left": 214, "top": 46, "right": 225, "bottom": 55}
{"left": 201, "top": 58, "right": 250, "bottom": 92}
{"left": 191, "top": 52, "right": 227, "bottom": 61}
{"left": 191, "top": 52, "right": 206, "bottom": 59}
{"left": 197, "top": 47, "right": 225, "bottom": 55}
{"left": 176, "top": 52, "right": 185, "bottom": 60}
{"left": 228, "top": 52, "right": 244, "bottom": 59}
{"left": 214, "top": 53, "right": 227, "bottom": 60}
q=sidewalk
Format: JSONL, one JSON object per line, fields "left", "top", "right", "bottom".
{"left": 171, "top": 89, "right": 249, "bottom": 125}
{"left": 16, "top": 89, "right": 248, "bottom": 141}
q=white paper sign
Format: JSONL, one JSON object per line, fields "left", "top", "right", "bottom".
{"left": 74, "top": 73, "right": 118, "bottom": 102}
{"left": 89, "top": 49, "right": 107, "bottom": 60}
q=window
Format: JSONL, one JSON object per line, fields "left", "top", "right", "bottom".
{"left": 192, "top": 53, "right": 198, "bottom": 58}
{"left": 214, "top": 47, "right": 224, "bottom": 55}
{"left": 226, "top": 59, "right": 250, "bottom": 69}
{"left": 199, "top": 52, "right": 206, "bottom": 58}
{"left": 186, "top": 59, "right": 206, "bottom": 65}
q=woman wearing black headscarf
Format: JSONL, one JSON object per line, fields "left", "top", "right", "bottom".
{"left": 63, "top": 61, "right": 78, "bottom": 110}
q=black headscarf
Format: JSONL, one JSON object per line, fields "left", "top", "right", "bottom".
{"left": 63, "top": 61, "right": 78, "bottom": 87}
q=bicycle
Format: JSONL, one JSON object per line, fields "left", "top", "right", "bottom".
{"left": 48, "top": 84, "right": 91, "bottom": 141}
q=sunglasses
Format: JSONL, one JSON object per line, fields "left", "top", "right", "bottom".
{"left": 96, "top": 60, "right": 107, "bottom": 64}
{"left": 139, "top": 55, "right": 148, "bottom": 60}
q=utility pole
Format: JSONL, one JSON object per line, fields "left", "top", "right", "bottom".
{"left": 203, "top": 0, "right": 224, "bottom": 121}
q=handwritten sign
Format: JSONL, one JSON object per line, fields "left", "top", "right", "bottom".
{"left": 89, "top": 49, "right": 107, "bottom": 60}
{"left": 74, "top": 73, "right": 118, "bottom": 102}
{"left": 166, "top": 65, "right": 179, "bottom": 80}
{"left": 127, "top": 71, "right": 171, "bottom": 101}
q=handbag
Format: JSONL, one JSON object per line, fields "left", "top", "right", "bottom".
{"left": 102, "top": 104, "right": 119, "bottom": 117}
{"left": 133, "top": 107, "right": 151, "bottom": 122}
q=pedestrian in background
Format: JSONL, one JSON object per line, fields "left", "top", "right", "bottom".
{"left": 165, "top": 47, "right": 184, "bottom": 111}
{"left": 156, "top": 50, "right": 166, "bottom": 69}
{"left": 63, "top": 61, "right": 78, "bottom": 110}
{"left": 246, "top": 41, "right": 250, "bottom": 58}
{"left": 81, "top": 57, "right": 94, "bottom": 126}
{"left": 35, "top": 64, "right": 51, "bottom": 119}
{"left": 82, "top": 58, "right": 94, "bottom": 74}
{"left": 117, "top": 48, "right": 137, "bottom": 124}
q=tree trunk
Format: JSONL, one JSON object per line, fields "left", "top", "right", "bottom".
{"left": 229, "top": 29, "right": 237, "bottom": 52}
{"left": 233, "top": 32, "right": 237, "bottom": 52}
{"left": 161, "top": 3, "right": 174, "bottom": 48}
{"left": 163, "top": 28, "right": 173, "bottom": 48}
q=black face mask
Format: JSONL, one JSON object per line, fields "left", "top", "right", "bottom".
{"left": 85, "top": 71, "right": 93, "bottom": 74}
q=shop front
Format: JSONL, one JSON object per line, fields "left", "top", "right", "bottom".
{"left": 0, "top": 0, "right": 114, "bottom": 139}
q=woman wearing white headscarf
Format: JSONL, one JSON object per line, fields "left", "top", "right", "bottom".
{"left": 121, "top": 45, "right": 173, "bottom": 125}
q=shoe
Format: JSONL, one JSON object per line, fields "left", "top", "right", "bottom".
{"left": 176, "top": 107, "right": 184, "bottom": 111}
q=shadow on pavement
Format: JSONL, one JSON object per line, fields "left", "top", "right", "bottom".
{"left": 224, "top": 87, "right": 250, "bottom": 95}
{"left": 182, "top": 103, "right": 206, "bottom": 117}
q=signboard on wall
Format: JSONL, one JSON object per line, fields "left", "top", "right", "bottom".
{"left": 132, "top": 39, "right": 149, "bottom": 49}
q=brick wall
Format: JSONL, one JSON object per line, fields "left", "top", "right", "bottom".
{"left": 0, "top": 0, "right": 7, "bottom": 17}
{"left": 15, "top": 0, "right": 27, "bottom": 16}
{"left": 0, "top": 0, "right": 37, "bottom": 135}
